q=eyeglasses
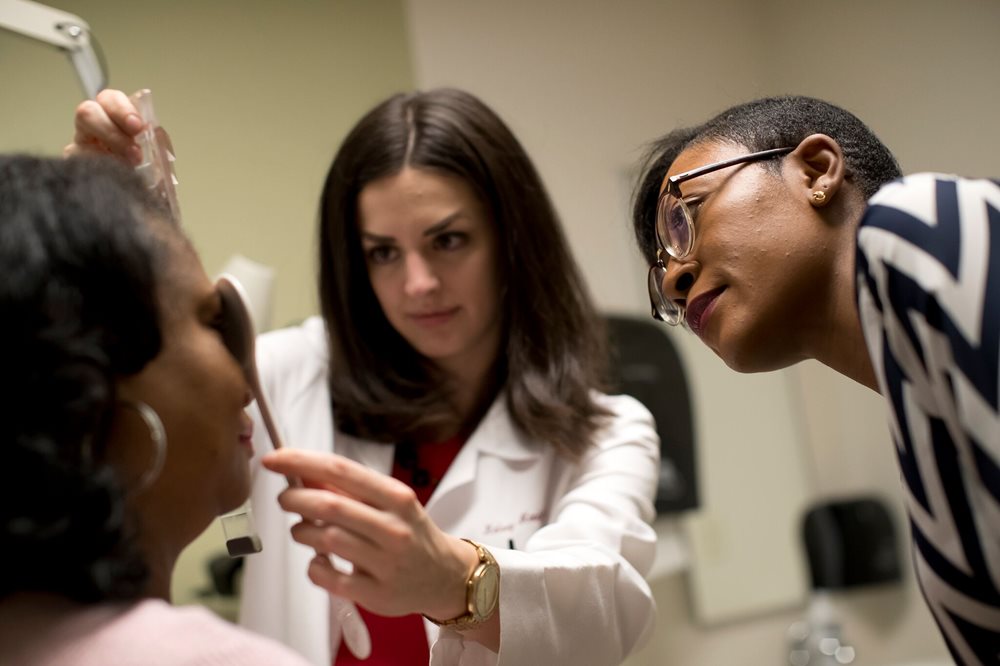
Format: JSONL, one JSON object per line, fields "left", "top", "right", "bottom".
{"left": 648, "top": 146, "right": 794, "bottom": 325}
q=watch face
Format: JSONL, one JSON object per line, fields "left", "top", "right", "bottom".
{"left": 474, "top": 565, "right": 500, "bottom": 618}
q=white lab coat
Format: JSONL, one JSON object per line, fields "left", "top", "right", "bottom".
{"left": 239, "top": 317, "right": 660, "bottom": 665}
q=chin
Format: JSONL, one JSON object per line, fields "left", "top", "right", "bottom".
{"left": 410, "top": 338, "right": 463, "bottom": 362}
{"left": 717, "top": 340, "right": 798, "bottom": 375}
{"left": 217, "top": 473, "right": 252, "bottom": 515}
{"left": 723, "top": 356, "right": 788, "bottom": 374}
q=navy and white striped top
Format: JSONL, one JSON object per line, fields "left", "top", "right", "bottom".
{"left": 856, "top": 173, "right": 1000, "bottom": 665}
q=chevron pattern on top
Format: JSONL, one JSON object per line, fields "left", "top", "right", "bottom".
{"left": 857, "top": 173, "right": 1000, "bottom": 666}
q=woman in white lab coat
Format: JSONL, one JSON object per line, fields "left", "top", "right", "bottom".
{"left": 69, "top": 87, "right": 660, "bottom": 666}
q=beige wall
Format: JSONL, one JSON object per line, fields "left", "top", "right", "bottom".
{"left": 406, "top": 0, "right": 822, "bottom": 637}
{"left": 0, "top": 0, "right": 414, "bottom": 615}
{"left": 0, "top": 0, "right": 414, "bottom": 329}
{"left": 760, "top": 0, "right": 1000, "bottom": 179}
{"left": 405, "top": 0, "right": 1000, "bottom": 663}
{"left": 5, "top": 1, "right": 997, "bottom": 663}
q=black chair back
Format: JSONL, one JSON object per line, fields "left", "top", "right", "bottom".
{"left": 605, "top": 315, "right": 698, "bottom": 513}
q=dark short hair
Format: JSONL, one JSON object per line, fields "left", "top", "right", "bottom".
{"left": 632, "top": 95, "right": 902, "bottom": 264}
{"left": 319, "top": 88, "right": 609, "bottom": 456}
{"left": 0, "top": 154, "right": 172, "bottom": 602}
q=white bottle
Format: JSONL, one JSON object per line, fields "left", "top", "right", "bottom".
{"left": 786, "top": 591, "right": 856, "bottom": 665}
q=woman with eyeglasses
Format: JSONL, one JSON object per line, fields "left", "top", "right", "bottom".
{"left": 0, "top": 154, "right": 313, "bottom": 666}
{"left": 633, "top": 95, "right": 1000, "bottom": 666}
{"left": 67, "top": 87, "right": 660, "bottom": 666}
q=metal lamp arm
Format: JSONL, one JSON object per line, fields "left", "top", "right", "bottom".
{"left": 0, "top": 0, "right": 105, "bottom": 98}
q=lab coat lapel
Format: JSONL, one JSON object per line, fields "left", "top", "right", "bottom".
{"left": 425, "top": 395, "right": 540, "bottom": 515}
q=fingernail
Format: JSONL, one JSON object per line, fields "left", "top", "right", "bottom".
{"left": 125, "top": 113, "right": 144, "bottom": 134}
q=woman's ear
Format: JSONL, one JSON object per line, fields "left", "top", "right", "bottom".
{"left": 788, "top": 133, "right": 846, "bottom": 208}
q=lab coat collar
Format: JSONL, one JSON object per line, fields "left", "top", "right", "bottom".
{"left": 464, "top": 393, "right": 540, "bottom": 462}
{"left": 347, "top": 391, "right": 541, "bottom": 464}
{"left": 425, "top": 393, "right": 542, "bottom": 512}
{"left": 337, "top": 391, "right": 543, "bottom": 511}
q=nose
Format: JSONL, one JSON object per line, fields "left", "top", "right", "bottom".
{"left": 661, "top": 257, "right": 698, "bottom": 308}
{"left": 403, "top": 252, "right": 440, "bottom": 297}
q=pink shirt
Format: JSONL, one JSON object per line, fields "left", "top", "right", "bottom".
{"left": 8, "top": 598, "right": 311, "bottom": 666}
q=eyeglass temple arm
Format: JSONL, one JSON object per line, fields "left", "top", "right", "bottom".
{"left": 668, "top": 147, "right": 795, "bottom": 185}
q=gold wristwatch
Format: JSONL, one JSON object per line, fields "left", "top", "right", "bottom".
{"left": 425, "top": 539, "right": 500, "bottom": 631}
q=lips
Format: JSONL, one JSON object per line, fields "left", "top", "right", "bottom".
{"left": 238, "top": 414, "right": 254, "bottom": 452}
{"left": 686, "top": 287, "right": 725, "bottom": 338}
{"left": 408, "top": 306, "right": 459, "bottom": 325}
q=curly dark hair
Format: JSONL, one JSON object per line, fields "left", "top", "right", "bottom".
{"left": 0, "top": 154, "right": 172, "bottom": 602}
{"left": 319, "top": 88, "right": 609, "bottom": 457}
{"left": 632, "top": 95, "right": 902, "bottom": 265}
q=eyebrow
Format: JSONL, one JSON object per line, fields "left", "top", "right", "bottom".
{"left": 361, "top": 212, "right": 464, "bottom": 243}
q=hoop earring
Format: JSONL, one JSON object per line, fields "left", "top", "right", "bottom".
{"left": 118, "top": 400, "right": 167, "bottom": 492}
{"left": 811, "top": 190, "right": 827, "bottom": 204}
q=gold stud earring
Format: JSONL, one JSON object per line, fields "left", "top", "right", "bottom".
{"left": 811, "top": 190, "right": 827, "bottom": 204}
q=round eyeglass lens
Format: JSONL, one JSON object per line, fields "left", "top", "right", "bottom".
{"left": 656, "top": 193, "right": 694, "bottom": 259}
{"left": 648, "top": 264, "right": 684, "bottom": 325}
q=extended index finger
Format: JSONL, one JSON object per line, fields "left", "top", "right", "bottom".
{"left": 262, "top": 449, "right": 414, "bottom": 513}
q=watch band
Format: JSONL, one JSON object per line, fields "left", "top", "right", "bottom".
{"left": 425, "top": 538, "right": 500, "bottom": 631}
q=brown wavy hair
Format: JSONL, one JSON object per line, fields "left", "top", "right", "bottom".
{"left": 318, "top": 88, "right": 609, "bottom": 457}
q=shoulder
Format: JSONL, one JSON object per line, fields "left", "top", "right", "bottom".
{"left": 593, "top": 391, "right": 655, "bottom": 423}
{"left": 860, "top": 173, "right": 1000, "bottom": 248}
{"left": 867, "top": 172, "right": 1000, "bottom": 207}
{"left": 118, "top": 601, "right": 313, "bottom": 665}
{"left": 255, "top": 316, "right": 328, "bottom": 387}
{"left": 40, "top": 600, "right": 312, "bottom": 666}
{"left": 479, "top": 392, "right": 657, "bottom": 458}
{"left": 855, "top": 173, "right": 999, "bottom": 405}
{"left": 257, "top": 315, "right": 328, "bottom": 364}
{"left": 588, "top": 392, "right": 659, "bottom": 453}
{"left": 856, "top": 173, "right": 999, "bottom": 300}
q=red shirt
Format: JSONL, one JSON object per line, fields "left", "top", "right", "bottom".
{"left": 333, "top": 435, "right": 465, "bottom": 665}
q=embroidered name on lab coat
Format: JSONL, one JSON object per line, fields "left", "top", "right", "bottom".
{"left": 484, "top": 511, "right": 544, "bottom": 534}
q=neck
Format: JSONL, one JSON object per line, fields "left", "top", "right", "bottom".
{"left": 0, "top": 590, "right": 134, "bottom": 662}
{"left": 442, "top": 363, "right": 500, "bottom": 439}
{"left": 811, "top": 305, "right": 879, "bottom": 392}
{"left": 807, "top": 206, "right": 879, "bottom": 393}
{"left": 130, "top": 493, "right": 198, "bottom": 602}
{"left": 139, "top": 544, "right": 176, "bottom": 601}
{"left": 434, "top": 345, "right": 502, "bottom": 440}
{"left": 0, "top": 592, "right": 81, "bottom": 658}
{"left": 0, "top": 591, "right": 83, "bottom": 618}
{"left": 443, "top": 309, "right": 503, "bottom": 425}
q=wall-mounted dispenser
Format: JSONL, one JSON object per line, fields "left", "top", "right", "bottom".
{"left": 605, "top": 315, "right": 698, "bottom": 514}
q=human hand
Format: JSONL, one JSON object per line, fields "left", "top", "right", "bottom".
{"left": 64, "top": 88, "right": 145, "bottom": 165}
{"left": 261, "top": 448, "right": 477, "bottom": 621}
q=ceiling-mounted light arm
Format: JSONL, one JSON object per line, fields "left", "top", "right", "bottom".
{"left": 0, "top": 0, "right": 105, "bottom": 98}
